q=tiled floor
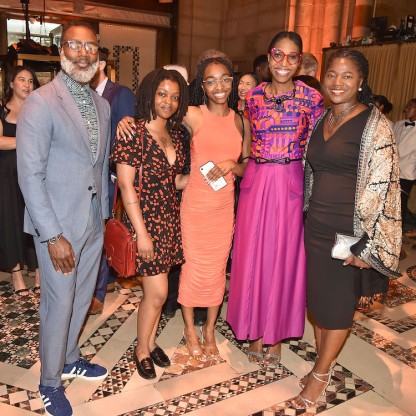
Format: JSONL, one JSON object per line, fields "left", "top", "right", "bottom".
{"left": 1, "top": 234, "right": 415, "bottom": 415}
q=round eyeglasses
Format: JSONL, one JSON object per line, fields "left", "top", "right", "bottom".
{"left": 269, "top": 48, "right": 302, "bottom": 65}
{"left": 202, "top": 77, "right": 233, "bottom": 88}
{"left": 61, "top": 40, "right": 99, "bottom": 54}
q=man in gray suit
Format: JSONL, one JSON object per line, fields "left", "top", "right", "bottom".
{"left": 16, "top": 21, "right": 110, "bottom": 416}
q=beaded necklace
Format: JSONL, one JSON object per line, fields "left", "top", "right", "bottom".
{"left": 262, "top": 84, "right": 296, "bottom": 111}
{"left": 327, "top": 103, "right": 358, "bottom": 134}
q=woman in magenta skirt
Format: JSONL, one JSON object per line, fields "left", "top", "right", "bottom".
{"left": 227, "top": 31, "right": 324, "bottom": 365}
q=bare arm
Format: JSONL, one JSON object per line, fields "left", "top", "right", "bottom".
{"left": 0, "top": 122, "right": 17, "bottom": 150}
{"left": 116, "top": 163, "right": 155, "bottom": 260}
{"left": 207, "top": 113, "right": 251, "bottom": 180}
{"left": 175, "top": 173, "right": 189, "bottom": 190}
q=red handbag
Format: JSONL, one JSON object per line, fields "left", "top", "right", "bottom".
{"left": 104, "top": 134, "right": 143, "bottom": 277}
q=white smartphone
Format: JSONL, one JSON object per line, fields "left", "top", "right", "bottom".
{"left": 200, "top": 161, "right": 227, "bottom": 191}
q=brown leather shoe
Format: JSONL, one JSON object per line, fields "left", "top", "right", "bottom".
{"left": 106, "top": 282, "right": 116, "bottom": 293}
{"left": 116, "top": 276, "right": 142, "bottom": 289}
{"left": 87, "top": 297, "right": 104, "bottom": 315}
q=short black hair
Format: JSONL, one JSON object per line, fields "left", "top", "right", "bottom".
{"left": 135, "top": 68, "right": 188, "bottom": 131}
{"left": 267, "top": 31, "right": 303, "bottom": 54}
{"left": 293, "top": 75, "right": 323, "bottom": 95}
{"left": 326, "top": 49, "right": 372, "bottom": 106}
{"left": 373, "top": 95, "right": 393, "bottom": 114}
{"left": 252, "top": 54, "right": 268, "bottom": 72}
{"left": 190, "top": 56, "right": 238, "bottom": 110}
{"left": 60, "top": 21, "right": 97, "bottom": 45}
{"left": 238, "top": 71, "right": 261, "bottom": 87}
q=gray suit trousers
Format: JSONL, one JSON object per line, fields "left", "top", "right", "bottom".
{"left": 35, "top": 196, "right": 103, "bottom": 387}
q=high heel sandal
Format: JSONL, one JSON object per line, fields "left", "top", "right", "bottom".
{"left": 183, "top": 330, "right": 205, "bottom": 361}
{"left": 299, "top": 358, "right": 335, "bottom": 389}
{"left": 11, "top": 268, "right": 30, "bottom": 296}
{"left": 200, "top": 326, "right": 220, "bottom": 359}
{"left": 263, "top": 344, "right": 281, "bottom": 367}
{"left": 291, "top": 370, "right": 331, "bottom": 409}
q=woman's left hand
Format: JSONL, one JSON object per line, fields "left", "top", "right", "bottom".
{"left": 343, "top": 255, "right": 370, "bottom": 269}
{"left": 206, "top": 160, "right": 236, "bottom": 181}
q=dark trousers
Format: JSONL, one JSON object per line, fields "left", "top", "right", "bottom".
{"left": 400, "top": 178, "right": 415, "bottom": 222}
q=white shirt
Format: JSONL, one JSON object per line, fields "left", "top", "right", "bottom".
{"left": 394, "top": 119, "right": 416, "bottom": 180}
{"left": 95, "top": 77, "right": 108, "bottom": 97}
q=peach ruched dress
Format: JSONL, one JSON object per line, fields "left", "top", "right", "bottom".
{"left": 178, "top": 105, "right": 242, "bottom": 307}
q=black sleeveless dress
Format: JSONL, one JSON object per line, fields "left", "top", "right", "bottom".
{"left": 0, "top": 112, "right": 38, "bottom": 270}
{"left": 304, "top": 108, "right": 388, "bottom": 329}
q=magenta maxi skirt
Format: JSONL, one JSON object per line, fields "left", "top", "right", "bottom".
{"left": 226, "top": 159, "right": 306, "bottom": 344}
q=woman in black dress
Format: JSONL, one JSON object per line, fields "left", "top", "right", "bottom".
{"left": 0, "top": 65, "right": 40, "bottom": 295}
{"left": 111, "top": 68, "right": 189, "bottom": 379}
{"left": 291, "top": 50, "right": 401, "bottom": 409}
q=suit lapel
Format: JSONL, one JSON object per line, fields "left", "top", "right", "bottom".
{"left": 55, "top": 74, "right": 99, "bottom": 165}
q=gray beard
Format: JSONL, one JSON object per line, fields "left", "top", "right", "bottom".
{"left": 60, "top": 53, "right": 99, "bottom": 84}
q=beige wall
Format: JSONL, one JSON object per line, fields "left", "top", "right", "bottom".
{"left": 177, "top": 0, "right": 416, "bottom": 79}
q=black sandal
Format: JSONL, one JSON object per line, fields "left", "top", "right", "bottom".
{"left": 11, "top": 268, "right": 30, "bottom": 296}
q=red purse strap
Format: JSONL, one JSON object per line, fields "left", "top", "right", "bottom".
{"left": 111, "top": 130, "right": 144, "bottom": 215}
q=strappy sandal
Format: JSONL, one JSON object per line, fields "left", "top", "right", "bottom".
{"left": 299, "top": 357, "right": 335, "bottom": 389}
{"left": 200, "top": 326, "right": 220, "bottom": 359}
{"left": 290, "top": 370, "right": 331, "bottom": 409}
{"left": 247, "top": 351, "right": 264, "bottom": 365}
{"left": 183, "top": 330, "right": 206, "bottom": 362}
{"left": 11, "top": 268, "right": 30, "bottom": 296}
{"left": 263, "top": 353, "right": 281, "bottom": 367}
{"left": 32, "top": 285, "right": 41, "bottom": 295}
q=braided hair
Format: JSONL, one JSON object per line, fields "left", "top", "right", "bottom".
{"left": 190, "top": 56, "right": 239, "bottom": 111}
{"left": 326, "top": 49, "right": 373, "bottom": 106}
{"left": 135, "top": 68, "right": 188, "bottom": 131}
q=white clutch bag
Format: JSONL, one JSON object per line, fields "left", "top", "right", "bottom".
{"left": 331, "top": 233, "right": 360, "bottom": 260}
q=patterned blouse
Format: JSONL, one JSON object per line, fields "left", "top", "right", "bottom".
{"left": 245, "top": 80, "right": 324, "bottom": 161}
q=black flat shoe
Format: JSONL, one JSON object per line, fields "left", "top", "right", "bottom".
{"left": 150, "top": 346, "right": 170, "bottom": 368}
{"left": 133, "top": 350, "right": 156, "bottom": 379}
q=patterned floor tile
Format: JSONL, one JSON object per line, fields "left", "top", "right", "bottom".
{"left": 383, "top": 279, "right": 416, "bottom": 308}
{"left": 364, "top": 311, "right": 416, "bottom": 333}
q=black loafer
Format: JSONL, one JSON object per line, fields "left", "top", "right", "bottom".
{"left": 150, "top": 346, "right": 171, "bottom": 368}
{"left": 133, "top": 351, "right": 156, "bottom": 379}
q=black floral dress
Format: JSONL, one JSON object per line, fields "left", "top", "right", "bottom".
{"left": 110, "top": 120, "right": 185, "bottom": 276}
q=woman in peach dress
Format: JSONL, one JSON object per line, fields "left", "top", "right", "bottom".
{"left": 178, "top": 56, "right": 251, "bottom": 360}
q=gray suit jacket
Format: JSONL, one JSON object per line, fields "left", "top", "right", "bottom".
{"left": 16, "top": 73, "right": 111, "bottom": 242}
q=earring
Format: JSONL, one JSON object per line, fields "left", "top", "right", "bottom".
{"left": 358, "top": 87, "right": 362, "bottom": 91}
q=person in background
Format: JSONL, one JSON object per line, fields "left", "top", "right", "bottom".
{"left": 296, "top": 51, "right": 319, "bottom": 78}
{"left": 0, "top": 65, "right": 40, "bottom": 296}
{"left": 17, "top": 21, "right": 110, "bottom": 416}
{"left": 111, "top": 68, "right": 189, "bottom": 379}
{"left": 253, "top": 54, "right": 271, "bottom": 82}
{"left": 237, "top": 71, "right": 261, "bottom": 113}
{"left": 293, "top": 74, "right": 323, "bottom": 95}
{"left": 161, "top": 64, "right": 191, "bottom": 320}
{"left": 291, "top": 49, "right": 401, "bottom": 410}
{"left": 88, "top": 46, "right": 135, "bottom": 314}
{"left": 227, "top": 31, "right": 324, "bottom": 367}
{"left": 393, "top": 98, "right": 416, "bottom": 225}
{"left": 373, "top": 94, "right": 393, "bottom": 128}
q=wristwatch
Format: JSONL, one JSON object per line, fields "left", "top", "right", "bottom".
{"left": 48, "top": 234, "right": 62, "bottom": 245}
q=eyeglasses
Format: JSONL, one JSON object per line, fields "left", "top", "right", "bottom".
{"left": 61, "top": 40, "right": 99, "bottom": 54}
{"left": 269, "top": 48, "right": 302, "bottom": 65}
{"left": 202, "top": 77, "right": 233, "bottom": 88}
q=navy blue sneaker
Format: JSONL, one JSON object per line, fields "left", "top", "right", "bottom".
{"left": 39, "top": 385, "right": 72, "bottom": 416}
{"left": 61, "top": 358, "right": 108, "bottom": 381}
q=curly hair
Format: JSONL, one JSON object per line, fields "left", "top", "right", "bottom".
{"left": 326, "top": 49, "right": 373, "bottom": 105}
{"left": 2, "top": 66, "right": 40, "bottom": 116}
{"left": 135, "top": 68, "right": 188, "bottom": 131}
{"left": 190, "top": 56, "right": 238, "bottom": 110}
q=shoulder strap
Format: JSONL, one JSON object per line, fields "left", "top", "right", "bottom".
{"left": 237, "top": 110, "right": 245, "bottom": 141}
{"left": 111, "top": 133, "right": 144, "bottom": 215}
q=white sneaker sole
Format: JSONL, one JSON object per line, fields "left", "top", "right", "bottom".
{"left": 61, "top": 370, "right": 108, "bottom": 381}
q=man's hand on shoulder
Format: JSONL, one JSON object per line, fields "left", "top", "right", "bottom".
{"left": 47, "top": 235, "right": 76, "bottom": 275}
